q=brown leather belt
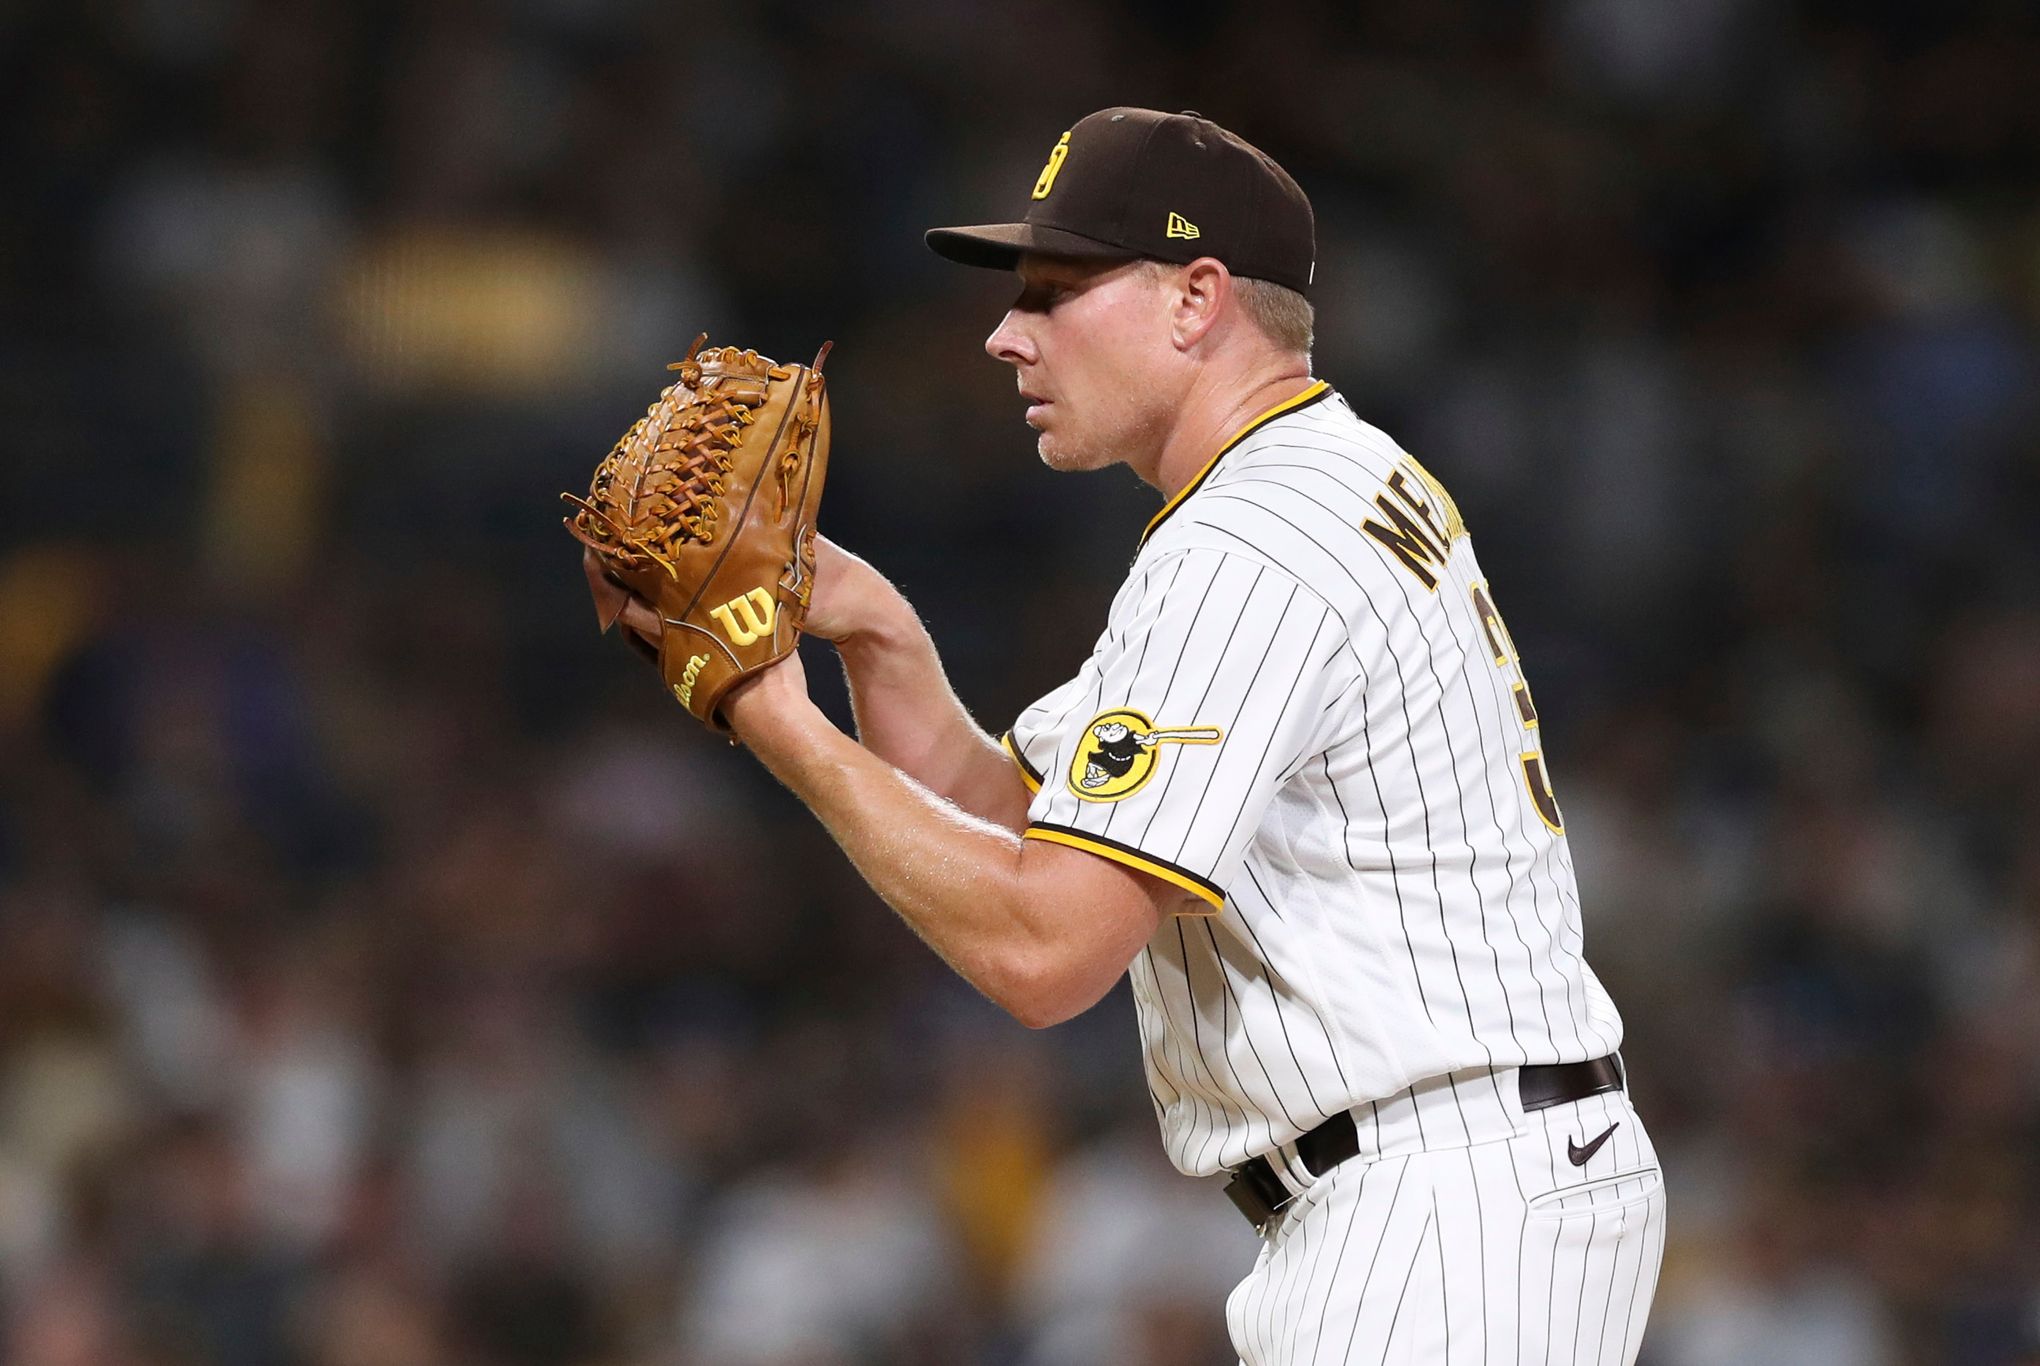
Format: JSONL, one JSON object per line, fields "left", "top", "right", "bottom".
{"left": 1224, "top": 1055, "right": 1625, "bottom": 1231}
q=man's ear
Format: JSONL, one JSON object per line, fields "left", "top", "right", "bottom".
{"left": 1170, "top": 257, "right": 1231, "bottom": 350}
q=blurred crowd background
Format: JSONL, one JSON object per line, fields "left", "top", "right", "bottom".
{"left": 5, "top": 0, "right": 2040, "bottom": 1362}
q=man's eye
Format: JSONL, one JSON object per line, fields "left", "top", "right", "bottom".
{"left": 1018, "top": 284, "right": 1067, "bottom": 312}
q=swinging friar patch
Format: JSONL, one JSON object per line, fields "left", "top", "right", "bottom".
{"left": 1066, "top": 709, "right": 1222, "bottom": 802}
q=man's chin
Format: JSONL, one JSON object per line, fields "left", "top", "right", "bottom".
{"left": 1036, "top": 433, "right": 1108, "bottom": 472}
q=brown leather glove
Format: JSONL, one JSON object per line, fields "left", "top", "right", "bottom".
{"left": 563, "top": 334, "right": 832, "bottom": 729}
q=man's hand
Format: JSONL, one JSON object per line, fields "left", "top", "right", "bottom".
{"left": 720, "top": 647, "right": 819, "bottom": 746}
{"left": 618, "top": 594, "right": 823, "bottom": 747}
{"left": 800, "top": 535, "right": 906, "bottom": 645}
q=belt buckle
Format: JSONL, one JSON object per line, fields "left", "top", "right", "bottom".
{"left": 1223, "top": 1160, "right": 1294, "bottom": 1233}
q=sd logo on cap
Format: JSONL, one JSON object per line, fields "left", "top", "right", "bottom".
{"left": 928, "top": 107, "right": 1316, "bottom": 296}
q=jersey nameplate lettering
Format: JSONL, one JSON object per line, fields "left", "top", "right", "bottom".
{"left": 1361, "top": 457, "right": 1466, "bottom": 591}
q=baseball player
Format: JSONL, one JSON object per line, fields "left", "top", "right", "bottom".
{"left": 689, "top": 107, "right": 1666, "bottom": 1362}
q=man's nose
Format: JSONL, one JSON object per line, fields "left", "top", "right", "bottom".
{"left": 985, "top": 311, "right": 1035, "bottom": 366}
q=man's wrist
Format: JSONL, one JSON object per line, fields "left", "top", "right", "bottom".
{"left": 723, "top": 668, "right": 829, "bottom": 756}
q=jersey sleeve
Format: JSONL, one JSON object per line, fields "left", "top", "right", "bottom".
{"left": 1004, "top": 673, "right": 1093, "bottom": 795}
{"left": 1020, "top": 547, "right": 1355, "bottom": 913}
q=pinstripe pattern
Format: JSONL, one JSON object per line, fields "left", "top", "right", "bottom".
{"left": 1225, "top": 1085, "right": 1664, "bottom": 1364}
{"left": 1002, "top": 388, "right": 1659, "bottom": 1358}
{"left": 1007, "top": 391, "right": 1629, "bottom": 1176}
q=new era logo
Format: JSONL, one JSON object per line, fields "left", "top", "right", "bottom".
{"left": 1166, "top": 212, "right": 1201, "bottom": 240}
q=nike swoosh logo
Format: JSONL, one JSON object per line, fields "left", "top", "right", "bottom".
{"left": 1567, "top": 1122, "right": 1619, "bottom": 1167}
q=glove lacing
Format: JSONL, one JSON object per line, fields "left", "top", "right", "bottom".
{"left": 565, "top": 387, "right": 759, "bottom": 576}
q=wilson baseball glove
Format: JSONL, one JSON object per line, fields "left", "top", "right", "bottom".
{"left": 563, "top": 334, "right": 832, "bottom": 730}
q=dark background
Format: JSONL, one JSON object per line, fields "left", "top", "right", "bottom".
{"left": 4, "top": 1, "right": 2039, "bottom": 1362}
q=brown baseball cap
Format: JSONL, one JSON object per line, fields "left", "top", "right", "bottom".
{"left": 926, "top": 107, "right": 1317, "bottom": 295}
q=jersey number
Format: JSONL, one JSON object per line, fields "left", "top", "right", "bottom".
{"left": 1469, "top": 580, "right": 1563, "bottom": 833}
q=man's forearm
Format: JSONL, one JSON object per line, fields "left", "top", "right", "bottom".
{"left": 835, "top": 597, "right": 1030, "bottom": 829}
{"left": 741, "top": 699, "right": 1062, "bottom": 1016}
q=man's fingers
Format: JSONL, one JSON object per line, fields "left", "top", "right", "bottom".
{"left": 612, "top": 593, "right": 663, "bottom": 663}
{"left": 799, "top": 534, "right": 883, "bottom": 643}
{"left": 619, "top": 595, "right": 663, "bottom": 640}
{"left": 812, "top": 533, "right": 854, "bottom": 572}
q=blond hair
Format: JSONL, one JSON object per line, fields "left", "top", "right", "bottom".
{"left": 1138, "top": 260, "right": 1314, "bottom": 357}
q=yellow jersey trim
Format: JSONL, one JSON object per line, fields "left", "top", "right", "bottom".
{"left": 1001, "top": 731, "right": 1042, "bottom": 793}
{"left": 1023, "top": 824, "right": 1225, "bottom": 913}
{"left": 1139, "top": 380, "right": 1331, "bottom": 550}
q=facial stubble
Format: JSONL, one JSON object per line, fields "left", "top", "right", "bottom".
{"left": 1035, "top": 384, "right": 1173, "bottom": 479}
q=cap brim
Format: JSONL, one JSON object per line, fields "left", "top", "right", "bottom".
{"left": 925, "top": 221, "right": 1143, "bottom": 272}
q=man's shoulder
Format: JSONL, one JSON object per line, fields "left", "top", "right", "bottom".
{"left": 1160, "top": 394, "right": 1413, "bottom": 557}
{"left": 1207, "top": 394, "right": 1414, "bottom": 517}
{"left": 1234, "top": 388, "right": 1408, "bottom": 473}
{"left": 1147, "top": 391, "right": 1474, "bottom": 609}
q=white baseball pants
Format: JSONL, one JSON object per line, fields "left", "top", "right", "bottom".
{"left": 1225, "top": 1066, "right": 1665, "bottom": 1365}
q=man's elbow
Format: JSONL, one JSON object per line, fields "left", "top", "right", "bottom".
{"left": 992, "top": 945, "right": 1117, "bottom": 1030}
{"left": 984, "top": 847, "right": 1167, "bottom": 1028}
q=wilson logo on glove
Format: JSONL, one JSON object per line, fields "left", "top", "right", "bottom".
{"left": 709, "top": 589, "right": 778, "bottom": 646}
{"left": 674, "top": 653, "right": 710, "bottom": 709}
{"left": 563, "top": 333, "right": 833, "bottom": 732}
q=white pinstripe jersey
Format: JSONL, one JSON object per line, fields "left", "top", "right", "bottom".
{"left": 1004, "top": 382, "right": 1625, "bottom": 1178}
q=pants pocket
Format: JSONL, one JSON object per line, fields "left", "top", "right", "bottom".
{"left": 1523, "top": 1164, "right": 1663, "bottom": 1221}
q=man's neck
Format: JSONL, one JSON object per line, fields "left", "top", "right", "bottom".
{"left": 1149, "top": 360, "right": 1316, "bottom": 501}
